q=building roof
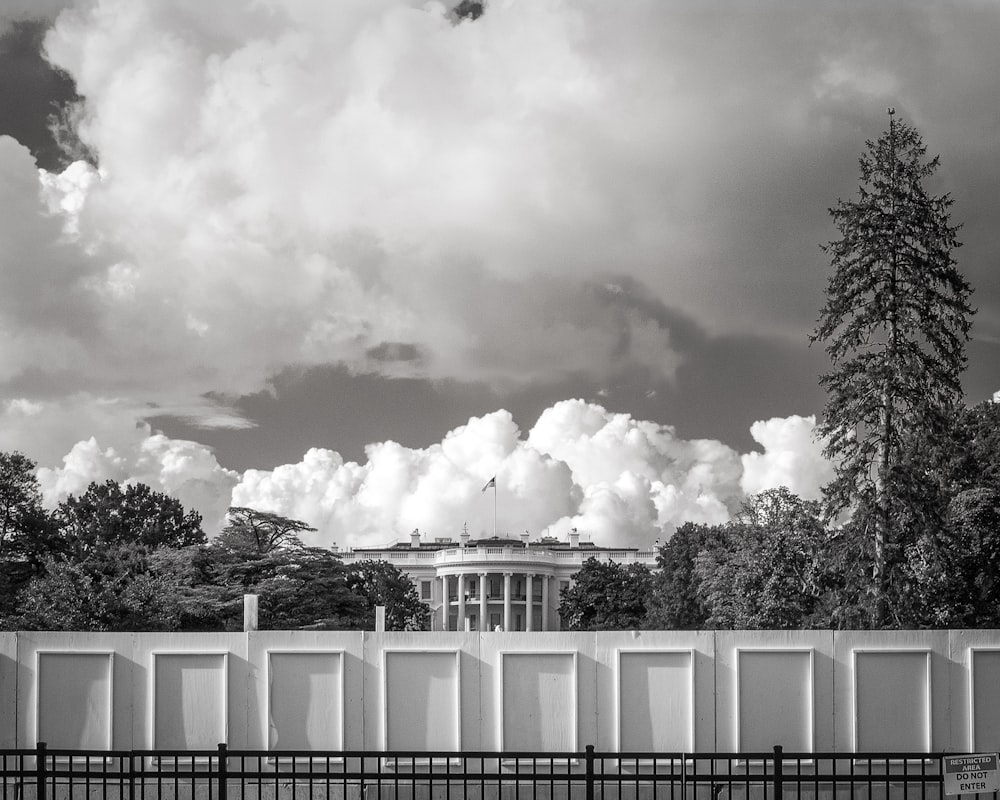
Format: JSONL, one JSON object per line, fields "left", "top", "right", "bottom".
{"left": 347, "top": 532, "right": 642, "bottom": 553}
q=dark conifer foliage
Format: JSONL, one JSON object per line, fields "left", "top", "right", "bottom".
{"left": 811, "top": 112, "right": 974, "bottom": 625}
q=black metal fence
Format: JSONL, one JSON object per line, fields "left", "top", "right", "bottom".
{"left": 0, "top": 744, "right": 990, "bottom": 800}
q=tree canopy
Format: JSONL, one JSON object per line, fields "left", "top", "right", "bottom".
{"left": 57, "top": 480, "right": 206, "bottom": 553}
{"left": 346, "top": 559, "right": 431, "bottom": 631}
{"left": 558, "top": 557, "right": 653, "bottom": 631}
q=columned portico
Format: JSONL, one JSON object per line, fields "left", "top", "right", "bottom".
{"left": 350, "top": 533, "right": 657, "bottom": 632}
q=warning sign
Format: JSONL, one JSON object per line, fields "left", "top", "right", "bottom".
{"left": 944, "top": 754, "right": 1000, "bottom": 796}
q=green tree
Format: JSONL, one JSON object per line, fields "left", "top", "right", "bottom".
{"left": 645, "top": 522, "right": 726, "bottom": 629}
{"left": 811, "top": 111, "right": 974, "bottom": 625}
{"left": 905, "top": 488, "right": 1000, "bottom": 627}
{"left": 7, "top": 482, "right": 210, "bottom": 631}
{"left": 57, "top": 480, "right": 205, "bottom": 553}
{"left": 204, "top": 507, "right": 366, "bottom": 630}
{"left": 13, "top": 543, "right": 190, "bottom": 631}
{"left": 215, "top": 506, "right": 314, "bottom": 554}
{"left": 0, "top": 451, "right": 43, "bottom": 556}
{"left": 0, "top": 451, "right": 60, "bottom": 616}
{"left": 694, "top": 489, "right": 830, "bottom": 629}
{"left": 345, "top": 560, "right": 430, "bottom": 631}
{"left": 558, "top": 558, "right": 652, "bottom": 631}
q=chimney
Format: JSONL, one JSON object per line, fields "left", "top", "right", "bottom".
{"left": 569, "top": 528, "right": 580, "bottom": 548}
{"left": 410, "top": 528, "right": 421, "bottom": 548}
{"left": 520, "top": 531, "right": 530, "bottom": 546}
{"left": 460, "top": 522, "right": 471, "bottom": 547}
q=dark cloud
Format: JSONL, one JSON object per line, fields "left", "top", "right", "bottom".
{"left": 365, "top": 341, "right": 426, "bottom": 365}
{"left": 0, "top": 19, "right": 77, "bottom": 170}
{"left": 149, "top": 289, "right": 828, "bottom": 470}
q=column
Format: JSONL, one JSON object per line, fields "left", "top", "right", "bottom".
{"left": 457, "top": 573, "right": 466, "bottom": 631}
{"left": 479, "top": 573, "right": 488, "bottom": 630}
{"left": 541, "top": 575, "right": 550, "bottom": 631}
{"left": 503, "top": 572, "right": 512, "bottom": 631}
{"left": 526, "top": 573, "right": 534, "bottom": 632}
{"left": 440, "top": 575, "right": 449, "bottom": 630}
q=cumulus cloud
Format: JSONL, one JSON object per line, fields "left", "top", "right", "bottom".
{"left": 14, "top": 398, "right": 833, "bottom": 547}
{"left": 740, "top": 414, "right": 834, "bottom": 501}
{"left": 35, "top": 426, "right": 238, "bottom": 533}
{"left": 231, "top": 400, "right": 767, "bottom": 550}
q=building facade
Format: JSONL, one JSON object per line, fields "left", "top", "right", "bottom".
{"left": 334, "top": 529, "right": 659, "bottom": 631}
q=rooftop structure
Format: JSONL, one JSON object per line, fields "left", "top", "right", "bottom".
{"left": 334, "top": 528, "right": 658, "bottom": 631}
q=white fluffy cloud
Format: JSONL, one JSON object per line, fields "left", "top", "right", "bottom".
{"left": 227, "top": 401, "right": 826, "bottom": 550}
{"left": 35, "top": 429, "right": 238, "bottom": 533}
{"left": 11, "top": 395, "right": 240, "bottom": 532}
{"left": 740, "top": 414, "right": 834, "bottom": 501}
{"left": 20, "top": 399, "right": 832, "bottom": 548}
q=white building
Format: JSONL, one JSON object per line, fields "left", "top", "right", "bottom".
{"left": 334, "top": 528, "right": 659, "bottom": 631}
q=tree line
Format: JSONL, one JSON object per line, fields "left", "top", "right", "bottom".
{"left": 559, "top": 113, "right": 997, "bottom": 631}
{"left": 0, "top": 455, "right": 428, "bottom": 631}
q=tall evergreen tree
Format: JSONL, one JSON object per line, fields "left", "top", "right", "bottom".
{"left": 811, "top": 110, "right": 974, "bottom": 625}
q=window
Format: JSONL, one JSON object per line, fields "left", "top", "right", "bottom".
{"left": 420, "top": 580, "right": 432, "bottom": 600}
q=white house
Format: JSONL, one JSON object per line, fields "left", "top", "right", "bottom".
{"left": 334, "top": 528, "right": 659, "bottom": 631}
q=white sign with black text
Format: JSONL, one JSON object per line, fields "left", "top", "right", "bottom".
{"left": 944, "top": 754, "right": 1000, "bottom": 796}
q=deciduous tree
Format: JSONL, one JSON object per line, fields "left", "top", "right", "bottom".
{"left": 56, "top": 480, "right": 205, "bottom": 553}
{"left": 645, "top": 522, "right": 726, "bottom": 629}
{"left": 694, "top": 489, "right": 830, "bottom": 629}
{"left": 558, "top": 558, "right": 652, "bottom": 631}
{"left": 345, "top": 560, "right": 430, "bottom": 631}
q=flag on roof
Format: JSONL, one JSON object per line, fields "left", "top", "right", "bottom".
{"left": 481, "top": 476, "right": 496, "bottom": 492}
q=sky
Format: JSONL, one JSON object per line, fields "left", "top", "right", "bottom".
{"left": 0, "top": 0, "right": 998, "bottom": 550}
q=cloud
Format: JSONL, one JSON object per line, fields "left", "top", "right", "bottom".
{"left": 27, "top": 0, "right": 996, "bottom": 429}
{"left": 740, "top": 414, "right": 834, "bottom": 501}
{"left": 16, "top": 0, "right": 691, "bottom": 420}
{"left": 35, "top": 427, "right": 238, "bottom": 533}
{"left": 230, "top": 400, "right": 761, "bottom": 550}
{"left": 15, "top": 397, "right": 832, "bottom": 548}
{"left": 0, "top": 0, "right": 71, "bottom": 35}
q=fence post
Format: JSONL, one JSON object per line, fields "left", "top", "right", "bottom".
{"left": 585, "top": 744, "right": 595, "bottom": 800}
{"left": 772, "top": 745, "right": 783, "bottom": 800}
{"left": 36, "top": 742, "right": 47, "bottom": 800}
{"left": 218, "top": 743, "right": 228, "bottom": 800}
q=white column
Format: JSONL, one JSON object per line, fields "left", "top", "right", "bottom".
{"left": 440, "top": 575, "right": 449, "bottom": 630}
{"left": 457, "top": 573, "right": 466, "bottom": 631}
{"left": 526, "top": 573, "right": 534, "bottom": 632}
{"left": 503, "top": 572, "right": 512, "bottom": 631}
{"left": 479, "top": 573, "right": 488, "bottom": 630}
{"left": 541, "top": 575, "right": 550, "bottom": 631}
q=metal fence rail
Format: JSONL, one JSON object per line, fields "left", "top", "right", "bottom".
{"left": 0, "top": 744, "right": 991, "bottom": 800}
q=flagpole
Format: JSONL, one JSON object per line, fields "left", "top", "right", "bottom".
{"left": 493, "top": 480, "right": 497, "bottom": 538}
